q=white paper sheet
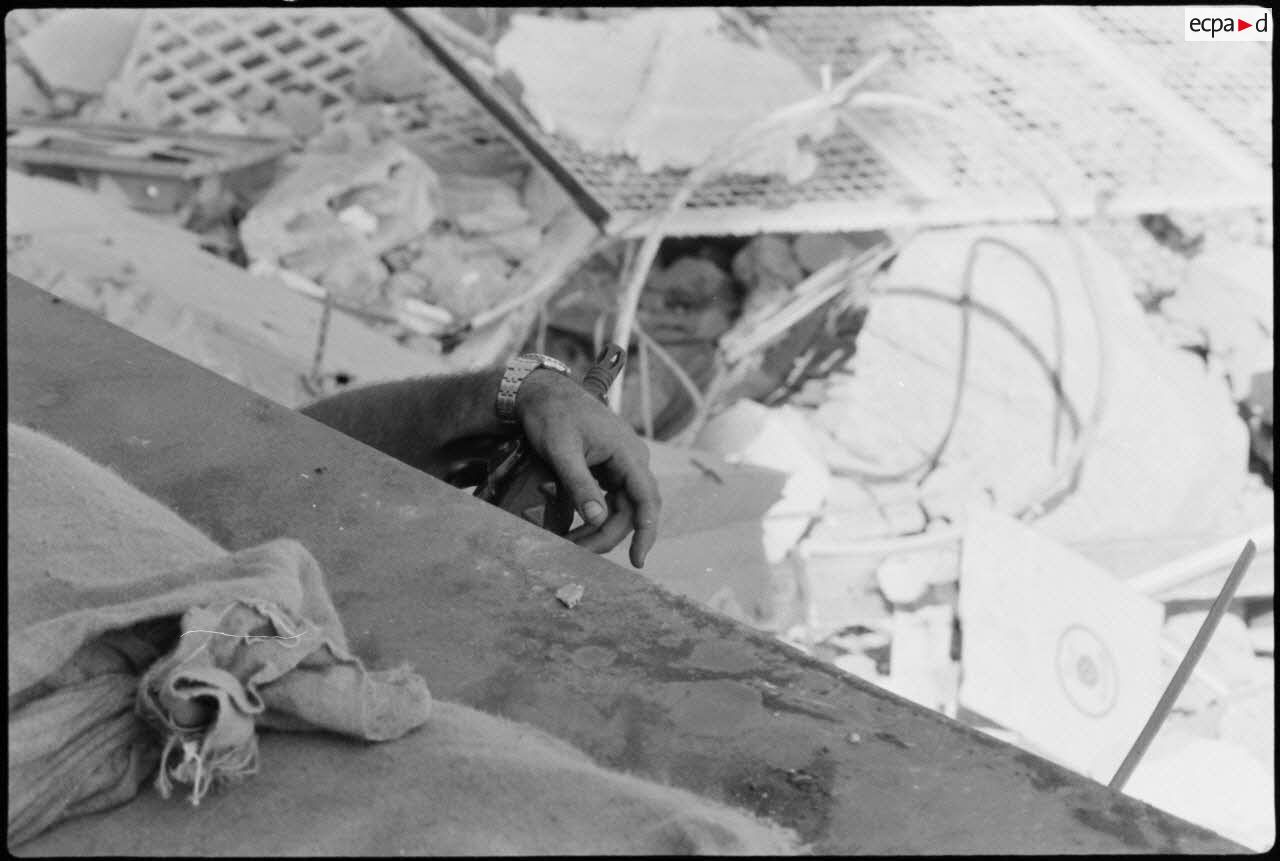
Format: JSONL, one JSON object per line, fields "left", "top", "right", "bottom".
{"left": 958, "top": 508, "right": 1165, "bottom": 781}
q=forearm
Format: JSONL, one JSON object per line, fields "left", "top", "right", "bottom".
{"left": 299, "top": 368, "right": 509, "bottom": 475}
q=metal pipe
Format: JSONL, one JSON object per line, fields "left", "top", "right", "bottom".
{"left": 1109, "top": 540, "right": 1258, "bottom": 792}
{"left": 384, "top": 7, "right": 610, "bottom": 227}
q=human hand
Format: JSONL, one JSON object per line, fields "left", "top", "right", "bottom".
{"left": 515, "top": 369, "right": 662, "bottom": 567}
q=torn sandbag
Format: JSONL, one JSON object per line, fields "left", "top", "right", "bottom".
{"left": 9, "top": 427, "right": 802, "bottom": 856}
{"left": 23, "top": 700, "right": 802, "bottom": 856}
{"left": 495, "top": 9, "right": 834, "bottom": 180}
{"left": 239, "top": 141, "right": 440, "bottom": 306}
{"left": 7, "top": 422, "right": 431, "bottom": 846}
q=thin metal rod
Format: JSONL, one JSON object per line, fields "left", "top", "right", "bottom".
{"left": 384, "top": 7, "right": 611, "bottom": 228}
{"left": 1109, "top": 539, "right": 1258, "bottom": 791}
{"left": 308, "top": 289, "right": 334, "bottom": 391}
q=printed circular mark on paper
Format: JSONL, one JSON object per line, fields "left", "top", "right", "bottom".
{"left": 1055, "top": 624, "right": 1118, "bottom": 717}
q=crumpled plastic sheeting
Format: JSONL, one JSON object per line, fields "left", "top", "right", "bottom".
{"left": 496, "top": 9, "right": 832, "bottom": 180}
{"left": 7, "top": 423, "right": 431, "bottom": 847}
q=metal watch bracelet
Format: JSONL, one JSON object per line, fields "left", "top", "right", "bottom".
{"left": 495, "top": 353, "right": 572, "bottom": 423}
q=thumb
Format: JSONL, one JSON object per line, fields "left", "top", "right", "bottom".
{"left": 542, "top": 435, "right": 607, "bottom": 526}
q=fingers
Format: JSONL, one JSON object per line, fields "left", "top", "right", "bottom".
{"left": 567, "top": 457, "right": 662, "bottom": 568}
{"left": 573, "top": 491, "right": 635, "bottom": 556}
{"left": 519, "top": 382, "right": 662, "bottom": 567}
{"left": 540, "top": 432, "right": 608, "bottom": 529}
{"left": 621, "top": 457, "right": 661, "bottom": 568}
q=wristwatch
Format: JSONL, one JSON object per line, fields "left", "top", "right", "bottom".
{"left": 496, "top": 353, "right": 572, "bottom": 423}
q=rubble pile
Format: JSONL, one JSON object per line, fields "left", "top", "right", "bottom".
{"left": 6, "top": 8, "right": 1274, "bottom": 850}
{"left": 4, "top": 9, "right": 588, "bottom": 380}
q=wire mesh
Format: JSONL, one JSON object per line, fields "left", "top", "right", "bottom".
{"left": 471, "top": 5, "right": 1273, "bottom": 235}
{"left": 113, "top": 9, "right": 394, "bottom": 126}
{"left": 59, "top": 6, "right": 1273, "bottom": 237}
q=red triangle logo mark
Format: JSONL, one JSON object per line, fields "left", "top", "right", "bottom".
{"left": 1239, "top": 18, "right": 1253, "bottom": 30}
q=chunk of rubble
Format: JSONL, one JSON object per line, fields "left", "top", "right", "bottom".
{"left": 239, "top": 141, "right": 440, "bottom": 307}
{"left": 1159, "top": 242, "right": 1273, "bottom": 401}
{"left": 495, "top": 9, "right": 833, "bottom": 180}
{"left": 522, "top": 165, "right": 573, "bottom": 230}
{"left": 409, "top": 231, "right": 514, "bottom": 319}
{"left": 875, "top": 548, "right": 958, "bottom": 606}
{"left": 1161, "top": 610, "right": 1259, "bottom": 713}
{"left": 352, "top": 23, "right": 443, "bottom": 102}
{"left": 438, "top": 173, "right": 531, "bottom": 235}
{"left": 1123, "top": 734, "right": 1274, "bottom": 851}
{"left": 792, "top": 232, "right": 885, "bottom": 276}
{"left": 5, "top": 62, "right": 52, "bottom": 119}
{"left": 555, "top": 583, "right": 585, "bottom": 609}
{"left": 694, "top": 400, "right": 830, "bottom": 565}
{"left": 814, "top": 224, "right": 1255, "bottom": 581}
{"left": 272, "top": 89, "right": 326, "bottom": 139}
{"left": 17, "top": 9, "right": 141, "bottom": 94}
{"left": 478, "top": 224, "right": 544, "bottom": 263}
{"left": 732, "top": 234, "right": 805, "bottom": 314}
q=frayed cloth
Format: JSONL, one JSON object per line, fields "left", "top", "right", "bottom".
{"left": 7, "top": 423, "right": 430, "bottom": 846}
{"left": 9, "top": 422, "right": 802, "bottom": 855}
{"left": 22, "top": 702, "right": 806, "bottom": 856}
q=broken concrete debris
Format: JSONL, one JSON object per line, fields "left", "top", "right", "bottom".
{"left": 239, "top": 141, "right": 441, "bottom": 308}
{"left": 410, "top": 230, "right": 514, "bottom": 319}
{"left": 875, "top": 549, "right": 957, "bottom": 606}
{"left": 732, "top": 234, "right": 806, "bottom": 314}
{"left": 5, "top": 62, "right": 52, "bottom": 120}
{"left": 16, "top": 9, "right": 141, "bottom": 95}
{"left": 694, "top": 400, "right": 830, "bottom": 565}
{"left": 438, "top": 172, "right": 531, "bottom": 235}
{"left": 1124, "top": 734, "right": 1274, "bottom": 851}
{"left": 5, "top": 10, "right": 1273, "bottom": 845}
{"left": 1159, "top": 243, "right": 1273, "bottom": 402}
{"left": 556, "top": 583, "right": 586, "bottom": 609}
{"left": 1162, "top": 610, "right": 1260, "bottom": 709}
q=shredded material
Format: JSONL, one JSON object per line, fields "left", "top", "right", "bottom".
{"left": 7, "top": 422, "right": 431, "bottom": 845}
{"left": 9, "top": 421, "right": 802, "bottom": 854}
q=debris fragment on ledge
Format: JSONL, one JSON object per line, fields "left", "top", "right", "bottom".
{"left": 556, "top": 583, "right": 585, "bottom": 609}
